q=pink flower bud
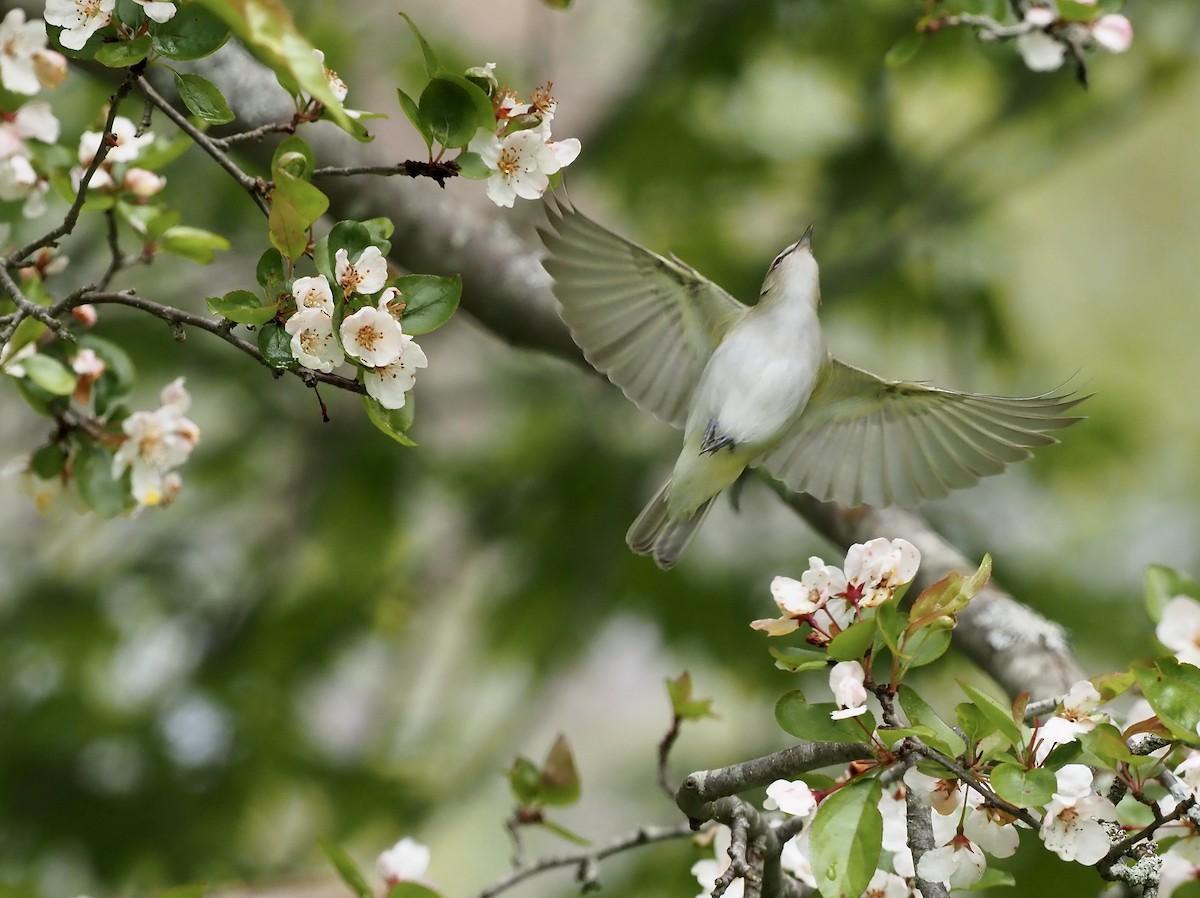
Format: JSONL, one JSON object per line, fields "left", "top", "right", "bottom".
{"left": 71, "top": 304, "right": 98, "bottom": 327}
{"left": 1091, "top": 14, "right": 1133, "bottom": 53}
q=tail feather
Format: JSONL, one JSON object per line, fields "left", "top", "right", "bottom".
{"left": 626, "top": 479, "right": 715, "bottom": 569}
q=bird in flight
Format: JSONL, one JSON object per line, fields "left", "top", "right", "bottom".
{"left": 538, "top": 195, "right": 1085, "bottom": 569}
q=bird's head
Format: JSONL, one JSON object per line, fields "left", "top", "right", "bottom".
{"left": 760, "top": 224, "right": 820, "bottom": 309}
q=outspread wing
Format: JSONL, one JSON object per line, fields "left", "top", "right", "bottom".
{"left": 539, "top": 193, "right": 749, "bottom": 428}
{"left": 760, "top": 359, "right": 1087, "bottom": 507}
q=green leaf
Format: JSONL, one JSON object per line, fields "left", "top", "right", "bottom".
{"left": 194, "top": 0, "right": 360, "bottom": 136}
{"left": 539, "top": 817, "right": 591, "bottom": 846}
{"left": 397, "top": 87, "right": 434, "bottom": 151}
{"left": 897, "top": 686, "right": 966, "bottom": 759}
{"left": 542, "top": 0, "right": 574, "bottom": 7}
{"left": 256, "top": 323, "right": 293, "bottom": 369}
{"left": 394, "top": 274, "right": 460, "bottom": 335}
{"left": 1058, "top": 0, "right": 1102, "bottom": 21}
{"left": 135, "top": 132, "right": 194, "bottom": 171}
{"left": 666, "top": 671, "right": 716, "bottom": 721}
{"left": 1091, "top": 669, "right": 1137, "bottom": 703}
{"left": 775, "top": 691, "right": 876, "bottom": 743}
{"left": 418, "top": 78, "right": 479, "bottom": 150}
{"left": 75, "top": 443, "right": 128, "bottom": 518}
{"left": 809, "top": 778, "right": 883, "bottom": 898}
{"left": 398, "top": 12, "right": 442, "bottom": 77}
{"left": 158, "top": 226, "right": 231, "bottom": 264}
{"left": 22, "top": 354, "right": 76, "bottom": 396}
{"left": 909, "top": 555, "right": 991, "bottom": 625}
{"left": 768, "top": 645, "right": 830, "bottom": 673}
{"left": 317, "top": 840, "right": 372, "bottom": 898}
{"left": 958, "top": 681, "right": 1024, "bottom": 748}
{"left": 255, "top": 248, "right": 288, "bottom": 295}
{"left": 875, "top": 725, "right": 938, "bottom": 750}
{"left": 0, "top": 317, "right": 46, "bottom": 371}
{"left": 269, "top": 171, "right": 329, "bottom": 261}
{"left": 974, "top": 868, "right": 1017, "bottom": 890}
{"left": 955, "top": 702, "right": 997, "bottom": 745}
{"left": 173, "top": 72, "right": 235, "bottom": 125}
{"left": 95, "top": 35, "right": 152, "bottom": 67}
{"left": 827, "top": 616, "right": 877, "bottom": 662}
{"left": 30, "top": 442, "right": 67, "bottom": 480}
{"left": 208, "top": 290, "right": 279, "bottom": 326}
{"left": 507, "top": 755, "right": 541, "bottom": 805}
{"left": 1133, "top": 658, "right": 1200, "bottom": 745}
{"left": 386, "top": 884, "right": 442, "bottom": 898}
{"left": 361, "top": 217, "right": 395, "bottom": 243}
{"left": 272, "top": 135, "right": 315, "bottom": 180}
{"left": 898, "top": 619, "right": 954, "bottom": 672}
{"left": 1077, "top": 722, "right": 1138, "bottom": 765}
{"left": 884, "top": 33, "right": 924, "bottom": 67}
{"left": 315, "top": 220, "right": 375, "bottom": 284}
{"left": 152, "top": 4, "right": 231, "bottom": 59}
{"left": 1145, "top": 564, "right": 1200, "bottom": 623}
{"left": 453, "top": 151, "right": 491, "bottom": 180}
{"left": 989, "top": 763, "right": 1056, "bottom": 808}
{"left": 537, "top": 734, "right": 581, "bottom": 807}
{"left": 363, "top": 394, "right": 416, "bottom": 446}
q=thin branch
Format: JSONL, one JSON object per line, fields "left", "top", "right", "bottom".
{"left": 907, "top": 742, "right": 1041, "bottom": 831}
{"left": 209, "top": 120, "right": 297, "bottom": 149}
{"left": 65, "top": 291, "right": 363, "bottom": 395}
{"left": 472, "top": 821, "right": 695, "bottom": 898}
{"left": 135, "top": 74, "right": 270, "bottom": 216}
{"left": 313, "top": 159, "right": 460, "bottom": 187}
{"left": 676, "top": 741, "right": 872, "bottom": 822}
{"left": 657, "top": 713, "right": 682, "bottom": 798}
{"left": 0, "top": 264, "right": 72, "bottom": 343}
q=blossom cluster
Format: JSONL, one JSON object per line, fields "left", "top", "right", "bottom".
{"left": 1015, "top": 0, "right": 1133, "bottom": 73}
{"left": 0, "top": 8, "right": 67, "bottom": 219}
{"left": 112, "top": 377, "right": 200, "bottom": 507}
{"left": 751, "top": 537, "right": 921, "bottom": 642}
{"left": 44, "top": 0, "right": 176, "bottom": 51}
{"left": 467, "top": 73, "right": 581, "bottom": 208}
{"left": 284, "top": 247, "right": 428, "bottom": 410}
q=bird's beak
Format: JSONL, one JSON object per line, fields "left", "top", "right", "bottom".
{"left": 798, "top": 224, "right": 814, "bottom": 250}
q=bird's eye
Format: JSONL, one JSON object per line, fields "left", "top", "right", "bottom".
{"left": 769, "top": 248, "right": 790, "bottom": 271}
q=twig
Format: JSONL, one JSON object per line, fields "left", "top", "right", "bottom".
{"left": 65, "top": 291, "right": 363, "bottom": 395}
{"left": 313, "top": 159, "right": 460, "bottom": 187}
{"left": 657, "top": 713, "right": 682, "bottom": 798}
{"left": 0, "top": 265, "right": 72, "bottom": 343}
{"left": 209, "top": 120, "right": 297, "bottom": 148}
{"left": 472, "top": 822, "right": 694, "bottom": 898}
{"left": 907, "top": 742, "right": 1042, "bottom": 831}
{"left": 135, "top": 74, "right": 270, "bottom": 216}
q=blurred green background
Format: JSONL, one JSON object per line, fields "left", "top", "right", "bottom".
{"left": 1, "top": 0, "right": 1198, "bottom": 896}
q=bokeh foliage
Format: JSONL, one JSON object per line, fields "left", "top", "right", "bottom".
{"left": 1, "top": 0, "right": 1199, "bottom": 896}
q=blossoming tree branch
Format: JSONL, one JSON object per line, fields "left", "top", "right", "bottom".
{"left": 5, "top": 4, "right": 1195, "bottom": 898}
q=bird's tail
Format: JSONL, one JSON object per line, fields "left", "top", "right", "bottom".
{"left": 626, "top": 479, "right": 715, "bottom": 570}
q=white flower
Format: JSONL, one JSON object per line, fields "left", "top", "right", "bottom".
{"left": 377, "top": 837, "right": 430, "bottom": 886}
{"left": 43, "top": 0, "right": 115, "bottom": 51}
{"left": 292, "top": 274, "right": 335, "bottom": 316}
{"left": 963, "top": 804, "right": 1020, "bottom": 859}
{"left": 0, "top": 155, "right": 38, "bottom": 201}
{"left": 1023, "top": 5, "right": 1056, "bottom": 27}
{"left": 1036, "top": 679, "right": 1104, "bottom": 762}
{"left": 79, "top": 116, "right": 152, "bottom": 167}
{"left": 335, "top": 246, "right": 388, "bottom": 297}
{"left": 112, "top": 378, "right": 200, "bottom": 507}
{"left": 843, "top": 537, "right": 920, "bottom": 607}
{"left": 829, "top": 660, "right": 868, "bottom": 719}
{"left": 1017, "top": 30, "right": 1067, "bottom": 72}
{"left": 863, "top": 869, "right": 909, "bottom": 898}
{"left": 0, "top": 101, "right": 60, "bottom": 159}
{"left": 779, "top": 828, "right": 816, "bottom": 888}
{"left": 314, "top": 49, "right": 348, "bottom": 103}
{"left": 129, "top": 0, "right": 176, "bottom": 23}
{"left": 1157, "top": 596, "right": 1200, "bottom": 667}
{"left": 1039, "top": 764, "right": 1116, "bottom": 865}
{"left": 468, "top": 124, "right": 581, "bottom": 208}
{"left": 285, "top": 308, "right": 342, "bottom": 374}
{"left": 903, "top": 768, "right": 965, "bottom": 817}
{"left": 363, "top": 332, "right": 427, "bottom": 410}
{"left": 751, "top": 560, "right": 848, "bottom": 636}
{"left": 1160, "top": 838, "right": 1200, "bottom": 898}
{"left": 692, "top": 826, "right": 744, "bottom": 898}
{"left": 122, "top": 168, "right": 165, "bottom": 198}
{"left": 71, "top": 346, "right": 105, "bottom": 403}
{"left": 1091, "top": 14, "right": 1132, "bottom": 53}
{"left": 340, "top": 296, "right": 405, "bottom": 367}
{"left": 763, "top": 779, "right": 816, "bottom": 818}
{"left": 0, "top": 10, "right": 52, "bottom": 95}
{"left": 916, "top": 837, "right": 986, "bottom": 889}
{"left": 879, "top": 784, "right": 909, "bottom": 852}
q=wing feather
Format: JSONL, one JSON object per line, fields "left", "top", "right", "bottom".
{"left": 761, "top": 359, "right": 1086, "bottom": 507}
{"left": 539, "top": 193, "right": 749, "bottom": 428}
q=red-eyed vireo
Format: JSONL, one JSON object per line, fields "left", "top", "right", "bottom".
{"left": 539, "top": 196, "right": 1085, "bottom": 569}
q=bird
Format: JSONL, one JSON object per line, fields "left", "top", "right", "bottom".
{"left": 537, "top": 194, "right": 1085, "bottom": 569}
